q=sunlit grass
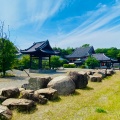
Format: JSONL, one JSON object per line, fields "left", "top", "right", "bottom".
{"left": 11, "top": 71, "right": 120, "bottom": 120}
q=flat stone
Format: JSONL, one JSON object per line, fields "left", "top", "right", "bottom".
{"left": 0, "top": 105, "right": 12, "bottom": 120}
{"left": 35, "top": 88, "right": 58, "bottom": 100}
{"left": 2, "top": 98, "right": 35, "bottom": 111}
{"left": 1, "top": 87, "right": 20, "bottom": 98}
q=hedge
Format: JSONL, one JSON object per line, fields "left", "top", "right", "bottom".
{"left": 63, "top": 64, "right": 76, "bottom": 68}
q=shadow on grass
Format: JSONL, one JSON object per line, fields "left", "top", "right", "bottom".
{"left": 16, "top": 105, "right": 37, "bottom": 114}
{"left": 71, "top": 91, "right": 81, "bottom": 96}
{"left": 50, "top": 96, "right": 61, "bottom": 102}
{"left": 82, "top": 86, "right": 94, "bottom": 90}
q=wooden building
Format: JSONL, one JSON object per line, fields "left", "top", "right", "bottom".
{"left": 66, "top": 46, "right": 95, "bottom": 63}
{"left": 20, "top": 40, "right": 57, "bottom": 72}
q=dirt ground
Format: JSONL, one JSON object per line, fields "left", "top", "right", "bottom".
{"left": 0, "top": 68, "right": 87, "bottom": 89}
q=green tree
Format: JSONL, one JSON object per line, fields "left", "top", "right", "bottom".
{"left": 85, "top": 56, "right": 99, "bottom": 69}
{"left": 82, "top": 44, "right": 90, "bottom": 47}
{"left": 0, "top": 38, "right": 17, "bottom": 77}
{"left": 19, "top": 55, "right": 30, "bottom": 69}
{"left": 50, "top": 56, "right": 61, "bottom": 69}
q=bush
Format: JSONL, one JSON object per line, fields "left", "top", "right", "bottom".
{"left": 63, "top": 64, "right": 76, "bottom": 68}
{"left": 79, "top": 65, "right": 86, "bottom": 68}
{"left": 85, "top": 56, "right": 99, "bottom": 69}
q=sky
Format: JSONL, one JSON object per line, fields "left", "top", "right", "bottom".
{"left": 0, "top": 0, "right": 120, "bottom": 50}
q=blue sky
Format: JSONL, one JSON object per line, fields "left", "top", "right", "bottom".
{"left": 0, "top": 0, "right": 120, "bottom": 50}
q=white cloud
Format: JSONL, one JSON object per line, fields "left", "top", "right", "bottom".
{"left": 0, "top": 0, "right": 63, "bottom": 30}
{"left": 53, "top": 1, "right": 120, "bottom": 48}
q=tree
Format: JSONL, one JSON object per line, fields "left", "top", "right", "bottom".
{"left": 85, "top": 56, "right": 99, "bottom": 69}
{"left": 82, "top": 44, "right": 90, "bottom": 47}
{"left": 0, "top": 22, "right": 17, "bottom": 77}
{"left": 50, "top": 56, "right": 61, "bottom": 69}
{"left": 0, "top": 38, "right": 17, "bottom": 76}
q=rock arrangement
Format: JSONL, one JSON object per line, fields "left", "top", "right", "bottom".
{"left": 0, "top": 69, "right": 115, "bottom": 119}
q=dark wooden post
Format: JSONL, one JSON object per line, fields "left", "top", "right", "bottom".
{"left": 39, "top": 56, "right": 42, "bottom": 69}
{"left": 49, "top": 55, "right": 51, "bottom": 69}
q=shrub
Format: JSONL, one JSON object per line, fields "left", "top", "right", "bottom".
{"left": 85, "top": 56, "right": 99, "bottom": 69}
{"left": 63, "top": 64, "right": 76, "bottom": 68}
{"left": 80, "top": 65, "right": 86, "bottom": 68}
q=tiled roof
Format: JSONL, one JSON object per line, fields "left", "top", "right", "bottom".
{"left": 20, "top": 40, "right": 56, "bottom": 55}
{"left": 92, "top": 53, "right": 111, "bottom": 61}
{"left": 66, "top": 46, "right": 95, "bottom": 58}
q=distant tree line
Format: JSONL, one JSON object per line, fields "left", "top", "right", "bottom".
{"left": 53, "top": 45, "right": 120, "bottom": 60}
{"left": 95, "top": 47, "right": 120, "bottom": 59}
{"left": 53, "top": 47, "right": 74, "bottom": 58}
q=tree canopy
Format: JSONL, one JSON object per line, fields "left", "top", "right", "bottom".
{"left": 82, "top": 44, "right": 90, "bottom": 47}
{"left": 95, "top": 47, "right": 120, "bottom": 59}
{"left": 0, "top": 38, "right": 17, "bottom": 76}
{"left": 85, "top": 56, "right": 99, "bottom": 69}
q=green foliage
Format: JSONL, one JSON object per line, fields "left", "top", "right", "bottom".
{"left": 42, "top": 60, "right": 49, "bottom": 69}
{"left": 0, "top": 38, "right": 17, "bottom": 76}
{"left": 79, "top": 64, "right": 86, "bottom": 68}
{"left": 85, "top": 56, "right": 99, "bottom": 69}
{"left": 82, "top": 44, "right": 90, "bottom": 47}
{"left": 53, "top": 47, "right": 74, "bottom": 58}
{"left": 19, "top": 55, "right": 30, "bottom": 69}
{"left": 63, "top": 64, "right": 76, "bottom": 68}
{"left": 95, "top": 47, "right": 120, "bottom": 59}
{"left": 95, "top": 108, "right": 107, "bottom": 113}
{"left": 50, "top": 56, "right": 61, "bottom": 69}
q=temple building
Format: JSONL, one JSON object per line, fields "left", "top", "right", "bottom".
{"left": 66, "top": 46, "right": 117, "bottom": 68}
{"left": 20, "top": 40, "right": 57, "bottom": 72}
{"left": 66, "top": 46, "right": 95, "bottom": 63}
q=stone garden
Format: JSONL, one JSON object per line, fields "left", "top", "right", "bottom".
{"left": 0, "top": 69, "right": 115, "bottom": 120}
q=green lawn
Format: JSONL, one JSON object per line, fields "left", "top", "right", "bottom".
{"left": 12, "top": 71, "right": 120, "bottom": 120}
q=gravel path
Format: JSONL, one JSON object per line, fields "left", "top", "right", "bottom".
{"left": 0, "top": 68, "right": 88, "bottom": 89}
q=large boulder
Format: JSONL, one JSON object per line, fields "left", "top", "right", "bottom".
{"left": 0, "top": 87, "right": 20, "bottom": 98}
{"left": 35, "top": 88, "right": 58, "bottom": 100}
{"left": 20, "top": 90, "right": 48, "bottom": 104}
{"left": 68, "top": 71, "right": 88, "bottom": 89}
{"left": 27, "top": 76, "right": 52, "bottom": 90}
{"left": 0, "top": 105, "right": 12, "bottom": 120}
{"left": 2, "top": 98, "right": 35, "bottom": 111}
{"left": 47, "top": 76, "right": 75, "bottom": 95}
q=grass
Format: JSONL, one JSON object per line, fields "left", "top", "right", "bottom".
{"left": 11, "top": 71, "right": 120, "bottom": 120}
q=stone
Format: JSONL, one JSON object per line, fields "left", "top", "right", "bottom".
{"left": 35, "top": 88, "right": 58, "bottom": 100}
{"left": 0, "top": 96, "right": 7, "bottom": 103}
{"left": 28, "top": 76, "right": 52, "bottom": 90}
{"left": 1, "top": 87, "right": 20, "bottom": 98}
{"left": 68, "top": 71, "right": 88, "bottom": 89}
{"left": 20, "top": 90, "right": 34, "bottom": 100}
{"left": 19, "top": 88, "right": 25, "bottom": 92}
{"left": 2, "top": 98, "right": 35, "bottom": 111}
{"left": 47, "top": 76, "right": 75, "bottom": 95}
{"left": 0, "top": 105, "right": 12, "bottom": 120}
{"left": 94, "top": 70, "right": 107, "bottom": 78}
{"left": 20, "top": 90, "right": 48, "bottom": 104}
{"left": 21, "top": 84, "right": 29, "bottom": 90}
{"left": 107, "top": 69, "right": 115, "bottom": 76}
{"left": 33, "top": 94, "right": 48, "bottom": 104}
{"left": 89, "top": 75, "right": 102, "bottom": 82}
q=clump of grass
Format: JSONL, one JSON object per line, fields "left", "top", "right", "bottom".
{"left": 95, "top": 108, "right": 107, "bottom": 113}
